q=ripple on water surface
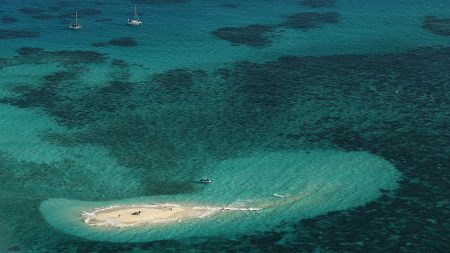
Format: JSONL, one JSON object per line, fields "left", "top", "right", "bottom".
{"left": 40, "top": 149, "right": 400, "bottom": 242}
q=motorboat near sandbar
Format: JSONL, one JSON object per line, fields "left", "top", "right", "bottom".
{"left": 199, "top": 178, "right": 212, "bottom": 184}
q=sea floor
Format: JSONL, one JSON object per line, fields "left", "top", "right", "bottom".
{"left": 0, "top": 0, "right": 449, "bottom": 252}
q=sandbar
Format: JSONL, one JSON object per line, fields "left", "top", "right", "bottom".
{"left": 82, "top": 203, "right": 261, "bottom": 228}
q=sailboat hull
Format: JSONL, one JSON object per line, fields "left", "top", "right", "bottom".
{"left": 127, "top": 19, "right": 142, "bottom": 26}
{"left": 69, "top": 24, "right": 82, "bottom": 30}
{"left": 69, "top": 11, "right": 81, "bottom": 30}
{"left": 128, "top": 5, "right": 142, "bottom": 26}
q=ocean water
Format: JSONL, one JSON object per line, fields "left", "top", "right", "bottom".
{"left": 0, "top": 0, "right": 449, "bottom": 252}
{"left": 40, "top": 150, "right": 399, "bottom": 242}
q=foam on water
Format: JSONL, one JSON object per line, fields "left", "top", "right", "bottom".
{"left": 40, "top": 149, "right": 400, "bottom": 242}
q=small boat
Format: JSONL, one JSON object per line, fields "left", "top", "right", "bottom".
{"left": 69, "top": 11, "right": 82, "bottom": 30}
{"left": 199, "top": 178, "right": 212, "bottom": 184}
{"left": 127, "top": 5, "right": 142, "bottom": 26}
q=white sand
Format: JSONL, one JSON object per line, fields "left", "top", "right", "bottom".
{"left": 82, "top": 203, "right": 260, "bottom": 228}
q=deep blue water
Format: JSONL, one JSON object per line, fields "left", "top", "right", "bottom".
{"left": 0, "top": 0, "right": 449, "bottom": 252}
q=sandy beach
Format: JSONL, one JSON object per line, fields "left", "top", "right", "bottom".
{"left": 82, "top": 204, "right": 260, "bottom": 228}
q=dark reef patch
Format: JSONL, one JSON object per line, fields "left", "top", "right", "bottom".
{"left": 1, "top": 64, "right": 131, "bottom": 127}
{"left": 109, "top": 60, "right": 132, "bottom": 80}
{"left": 20, "top": 7, "right": 45, "bottom": 15}
{"left": 217, "top": 60, "right": 298, "bottom": 110}
{"left": 211, "top": 24, "right": 274, "bottom": 47}
{"left": 95, "top": 1, "right": 109, "bottom": 6}
{"left": 3, "top": 44, "right": 450, "bottom": 252}
{"left": 99, "top": 81, "right": 133, "bottom": 95}
{"left": 1, "top": 86, "right": 57, "bottom": 117}
{"left": 93, "top": 37, "right": 138, "bottom": 47}
{"left": 0, "top": 58, "right": 6, "bottom": 68}
{"left": 211, "top": 12, "right": 340, "bottom": 47}
{"left": 150, "top": 68, "right": 208, "bottom": 95}
{"left": 222, "top": 3, "right": 240, "bottom": 9}
{"left": 2, "top": 83, "right": 120, "bottom": 127}
{"left": 43, "top": 70, "right": 80, "bottom": 83}
{"left": 9, "top": 85, "right": 34, "bottom": 94}
{"left": 423, "top": 16, "right": 450, "bottom": 36}
{"left": 109, "top": 37, "right": 138, "bottom": 47}
{"left": 111, "top": 59, "right": 128, "bottom": 67}
{"left": 39, "top": 50, "right": 107, "bottom": 65}
{"left": 31, "top": 14, "right": 54, "bottom": 20}
{"left": 152, "top": 68, "right": 197, "bottom": 87}
{"left": 16, "top": 47, "right": 44, "bottom": 56}
{"left": 7, "top": 245, "right": 21, "bottom": 251}
{"left": 300, "top": 0, "right": 336, "bottom": 8}
{"left": 0, "top": 29, "right": 40, "bottom": 40}
{"left": 17, "top": 47, "right": 44, "bottom": 56}
{"left": 280, "top": 12, "right": 340, "bottom": 29}
{"left": 1, "top": 16, "right": 17, "bottom": 24}
{"left": 0, "top": 49, "right": 108, "bottom": 126}
{"left": 135, "top": 0, "right": 186, "bottom": 4}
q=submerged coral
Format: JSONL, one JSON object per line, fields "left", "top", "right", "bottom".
{"left": 92, "top": 37, "right": 138, "bottom": 47}
{"left": 109, "top": 37, "right": 138, "bottom": 47}
{"left": 6, "top": 48, "right": 107, "bottom": 67}
{"left": 135, "top": 0, "right": 186, "bottom": 4}
{"left": 423, "top": 16, "right": 450, "bottom": 36}
{"left": 1, "top": 16, "right": 17, "bottom": 24}
{"left": 16, "top": 47, "right": 44, "bottom": 56}
{"left": 152, "top": 68, "right": 199, "bottom": 86}
{"left": 19, "top": 7, "right": 45, "bottom": 15}
{"left": 211, "top": 24, "right": 274, "bottom": 47}
{"left": 211, "top": 12, "right": 340, "bottom": 47}
{"left": 31, "top": 14, "right": 54, "bottom": 20}
{"left": 2, "top": 44, "right": 450, "bottom": 251}
{"left": 300, "top": 0, "right": 336, "bottom": 8}
{"left": 222, "top": 3, "right": 240, "bottom": 9}
{"left": 0, "top": 29, "right": 40, "bottom": 40}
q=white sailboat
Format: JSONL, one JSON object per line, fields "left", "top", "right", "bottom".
{"left": 127, "top": 5, "right": 142, "bottom": 26}
{"left": 69, "top": 11, "right": 82, "bottom": 30}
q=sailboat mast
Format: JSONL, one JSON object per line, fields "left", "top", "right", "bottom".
{"left": 75, "top": 11, "right": 78, "bottom": 24}
{"left": 134, "top": 5, "right": 138, "bottom": 20}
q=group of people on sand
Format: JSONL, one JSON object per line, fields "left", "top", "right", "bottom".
{"left": 116, "top": 207, "right": 176, "bottom": 218}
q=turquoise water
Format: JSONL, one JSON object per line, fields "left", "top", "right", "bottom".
{"left": 1, "top": 0, "right": 449, "bottom": 252}
{"left": 40, "top": 150, "right": 399, "bottom": 242}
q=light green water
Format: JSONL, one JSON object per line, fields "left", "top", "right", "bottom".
{"left": 40, "top": 149, "right": 400, "bottom": 242}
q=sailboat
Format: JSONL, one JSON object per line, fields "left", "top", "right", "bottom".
{"left": 127, "top": 5, "right": 142, "bottom": 26}
{"left": 69, "top": 11, "right": 82, "bottom": 30}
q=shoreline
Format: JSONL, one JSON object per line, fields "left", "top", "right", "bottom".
{"left": 82, "top": 203, "right": 261, "bottom": 228}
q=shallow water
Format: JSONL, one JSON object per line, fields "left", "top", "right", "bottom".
{"left": 40, "top": 150, "right": 399, "bottom": 242}
{"left": 0, "top": 0, "right": 449, "bottom": 252}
